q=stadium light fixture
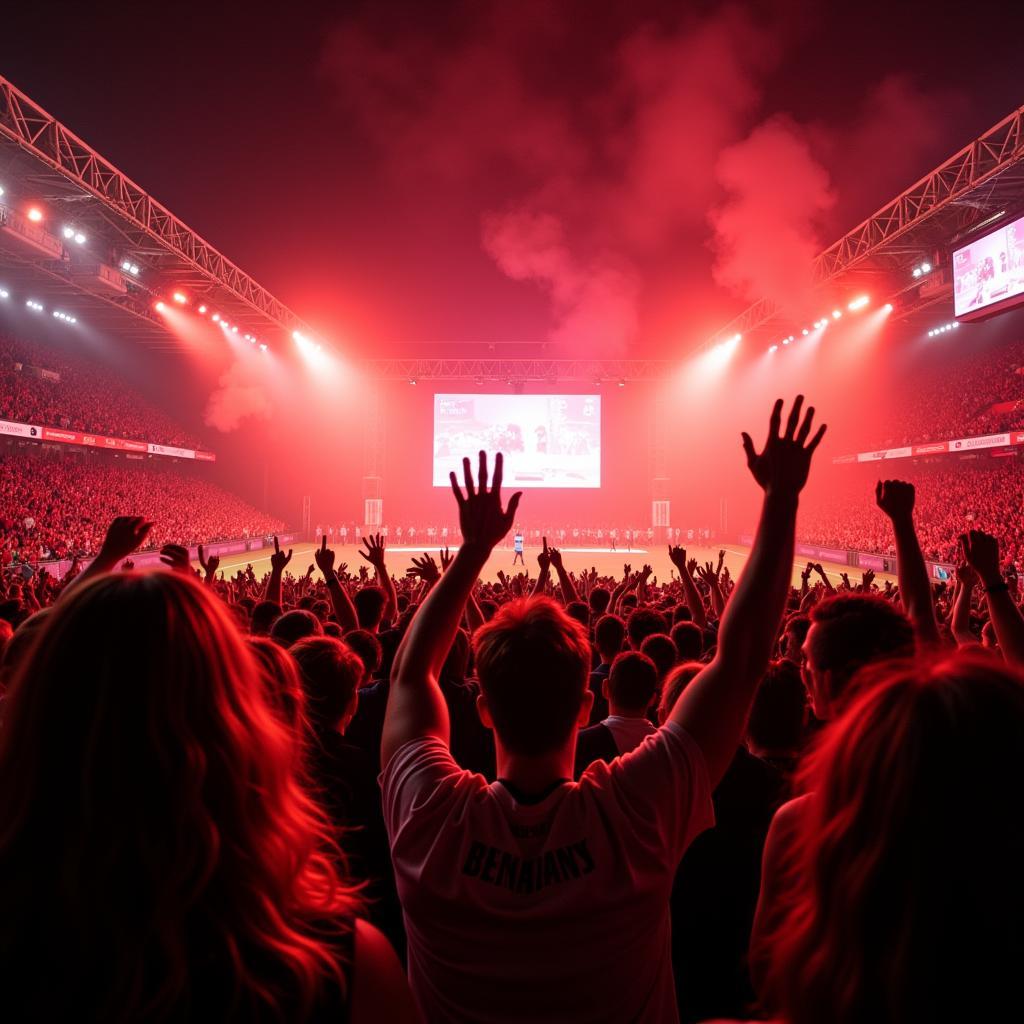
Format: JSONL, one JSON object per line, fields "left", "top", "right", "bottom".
{"left": 26, "top": 300, "right": 43, "bottom": 312}
{"left": 0, "top": 289, "right": 8, "bottom": 300}
{"left": 259, "top": 344, "right": 268, "bottom": 353}
{"left": 62, "top": 226, "right": 74, "bottom": 239}
{"left": 74, "top": 232, "right": 86, "bottom": 245}
{"left": 26, "top": 207, "right": 43, "bottom": 223}
{"left": 832, "top": 309, "right": 842, "bottom": 319}
{"left": 0, "top": 185, "right": 4, "bottom": 197}
{"left": 172, "top": 292, "right": 187, "bottom": 305}
{"left": 782, "top": 338, "right": 790, "bottom": 346}
{"left": 211, "top": 313, "right": 220, "bottom": 322}
{"left": 768, "top": 344, "right": 778, "bottom": 354}
{"left": 847, "top": 295, "right": 869, "bottom": 311}
{"left": 154, "top": 300, "right": 165, "bottom": 312}
{"left": 883, "top": 303, "right": 894, "bottom": 313}
{"left": 198, "top": 304, "right": 207, "bottom": 314}
{"left": 802, "top": 328, "right": 809, "bottom": 336}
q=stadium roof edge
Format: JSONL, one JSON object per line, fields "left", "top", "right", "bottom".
{"left": 706, "top": 102, "right": 1024, "bottom": 347}
{"left": 0, "top": 74, "right": 316, "bottom": 340}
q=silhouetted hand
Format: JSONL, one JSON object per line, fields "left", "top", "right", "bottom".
{"left": 548, "top": 546, "right": 565, "bottom": 571}
{"left": 98, "top": 516, "right": 154, "bottom": 564}
{"left": 961, "top": 529, "right": 1002, "bottom": 587}
{"left": 875, "top": 480, "right": 916, "bottom": 521}
{"left": 313, "top": 532, "right": 337, "bottom": 581}
{"left": 538, "top": 537, "right": 551, "bottom": 573}
{"left": 159, "top": 544, "right": 191, "bottom": 574}
{"left": 360, "top": 533, "right": 387, "bottom": 570}
{"left": 861, "top": 569, "right": 876, "bottom": 589}
{"left": 407, "top": 553, "right": 440, "bottom": 584}
{"left": 741, "top": 396, "right": 825, "bottom": 495}
{"left": 271, "top": 536, "right": 292, "bottom": 572}
{"left": 121, "top": 559, "right": 134, "bottom": 571}
{"left": 440, "top": 546, "right": 452, "bottom": 571}
{"left": 449, "top": 451, "right": 521, "bottom": 553}
{"left": 667, "top": 546, "right": 686, "bottom": 571}
{"left": 198, "top": 544, "right": 220, "bottom": 578}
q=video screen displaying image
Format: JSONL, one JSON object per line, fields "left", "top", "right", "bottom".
{"left": 433, "top": 394, "right": 601, "bottom": 489}
{"left": 953, "top": 212, "right": 1024, "bottom": 320}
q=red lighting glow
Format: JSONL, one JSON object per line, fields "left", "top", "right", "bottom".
{"left": 26, "top": 207, "right": 43, "bottom": 222}
{"left": 173, "top": 292, "right": 187, "bottom": 305}
{"left": 154, "top": 301, "right": 166, "bottom": 312}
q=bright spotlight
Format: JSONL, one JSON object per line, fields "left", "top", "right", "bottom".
{"left": 617, "top": 379, "right": 626, "bottom": 388}
{"left": 155, "top": 301, "right": 165, "bottom": 312}
{"left": 768, "top": 344, "right": 778, "bottom": 353}
{"left": 732, "top": 332, "right": 742, "bottom": 343}
{"left": 832, "top": 309, "right": 842, "bottom": 319}
{"left": 802, "top": 328, "right": 809, "bottom": 336}
{"left": 0, "top": 185, "right": 4, "bottom": 197}
{"left": 259, "top": 343, "right": 268, "bottom": 352}
{"left": 409, "top": 378, "right": 418, "bottom": 386}
{"left": 62, "top": 226, "right": 74, "bottom": 239}
{"left": 198, "top": 304, "right": 207, "bottom": 314}
{"left": 921, "top": 262, "right": 931, "bottom": 274}
{"left": 883, "top": 303, "right": 893, "bottom": 313}
{"left": 847, "top": 295, "right": 869, "bottom": 311}
{"left": 172, "top": 292, "right": 187, "bottom": 305}
{"left": 0, "top": 289, "right": 8, "bottom": 299}
{"left": 231, "top": 326, "right": 238, "bottom": 333}
{"left": 74, "top": 232, "right": 86, "bottom": 245}
{"left": 212, "top": 313, "right": 220, "bottom": 322}
{"left": 129, "top": 264, "right": 139, "bottom": 276}
{"left": 782, "top": 338, "right": 790, "bottom": 346}
{"left": 26, "top": 207, "right": 43, "bottom": 223}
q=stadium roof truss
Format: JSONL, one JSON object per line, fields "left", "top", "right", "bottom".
{"left": 709, "top": 103, "right": 1024, "bottom": 346}
{"left": 360, "top": 357, "right": 672, "bottom": 382}
{"left": 0, "top": 75, "right": 312, "bottom": 349}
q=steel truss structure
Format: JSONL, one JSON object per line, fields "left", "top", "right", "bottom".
{"left": 709, "top": 103, "right": 1024, "bottom": 345}
{"left": 359, "top": 357, "right": 672, "bottom": 382}
{"left": 0, "top": 75, "right": 311, "bottom": 338}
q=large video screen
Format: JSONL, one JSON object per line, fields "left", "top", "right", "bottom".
{"left": 433, "top": 394, "right": 601, "bottom": 489}
{"left": 953, "top": 211, "right": 1024, "bottom": 320}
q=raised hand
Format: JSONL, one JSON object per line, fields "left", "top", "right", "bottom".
{"left": 668, "top": 545, "right": 686, "bottom": 571}
{"left": 439, "top": 546, "right": 452, "bottom": 571}
{"left": 406, "top": 553, "right": 440, "bottom": 584}
{"left": 861, "top": 569, "right": 876, "bottom": 589}
{"left": 548, "top": 546, "right": 564, "bottom": 570}
{"left": 716, "top": 550, "right": 726, "bottom": 575}
{"left": 687, "top": 558, "right": 698, "bottom": 576}
{"left": 198, "top": 544, "right": 221, "bottom": 580}
{"left": 360, "top": 532, "right": 387, "bottom": 570}
{"left": 313, "top": 532, "right": 337, "bottom": 581}
{"left": 449, "top": 451, "right": 521, "bottom": 553}
{"left": 159, "top": 544, "right": 191, "bottom": 574}
{"left": 875, "top": 479, "right": 916, "bottom": 520}
{"left": 640, "top": 563, "right": 653, "bottom": 581}
{"left": 961, "top": 529, "right": 1002, "bottom": 587}
{"left": 741, "top": 396, "right": 825, "bottom": 495}
{"left": 537, "top": 537, "right": 551, "bottom": 573}
{"left": 98, "top": 516, "right": 154, "bottom": 564}
{"left": 270, "top": 535, "right": 293, "bottom": 572}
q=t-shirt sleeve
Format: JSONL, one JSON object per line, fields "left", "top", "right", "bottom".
{"left": 379, "top": 736, "right": 475, "bottom": 851}
{"left": 580, "top": 722, "right": 715, "bottom": 864}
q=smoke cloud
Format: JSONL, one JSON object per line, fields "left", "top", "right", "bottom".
{"left": 204, "top": 358, "right": 271, "bottom": 433}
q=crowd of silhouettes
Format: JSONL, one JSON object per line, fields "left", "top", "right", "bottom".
{"left": 0, "top": 395, "right": 1021, "bottom": 1022}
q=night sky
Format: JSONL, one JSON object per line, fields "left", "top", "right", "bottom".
{"left": 2, "top": 0, "right": 1022, "bottom": 360}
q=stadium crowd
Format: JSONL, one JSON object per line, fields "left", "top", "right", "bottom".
{"left": 0, "top": 452, "right": 285, "bottom": 563}
{"left": 0, "top": 330, "right": 204, "bottom": 449}
{"left": 0, "top": 395, "right": 1020, "bottom": 1023}
{"left": 859, "top": 332, "right": 1024, "bottom": 448}
{"left": 800, "top": 457, "right": 1024, "bottom": 565}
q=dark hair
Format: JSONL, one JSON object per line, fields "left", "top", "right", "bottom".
{"left": 594, "top": 613, "right": 626, "bottom": 662}
{"left": 671, "top": 620, "right": 703, "bottom": 662}
{"left": 271, "top": 609, "right": 324, "bottom": 648}
{"left": 343, "top": 628, "right": 383, "bottom": 679}
{"left": 639, "top": 633, "right": 677, "bottom": 682}
{"left": 290, "top": 637, "right": 364, "bottom": 732}
{"left": 627, "top": 607, "right": 669, "bottom": 648}
{"left": 589, "top": 586, "right": 611, "bottom": 614}
{"left": 354, "top": 587, "right": 387, "bottom": 629}
{"left": 473, "top": 597, "right": 590, "bottom": 756}
{"left": 807, "top": 594, "right": 914, "bottom": 705}
{"left": 607, "top": 651, "right": 659, "bottom": 713}
{"left": 0, "top": 572, "right": 358, "bottom": 1019}
{"left": 672, "top": 603, "right": 692, "bottom": 624}
{"left": 747, "top": 660, "right": 806, "bottom": 754}
{"left": 762, "top": 652, "right": 1024, "bottom": 1024}
{"left": 565, "top": 601, "right": 590, "bottom": 630}
{"left": 251, "top": 599, "right": 282, "bottom": 636}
